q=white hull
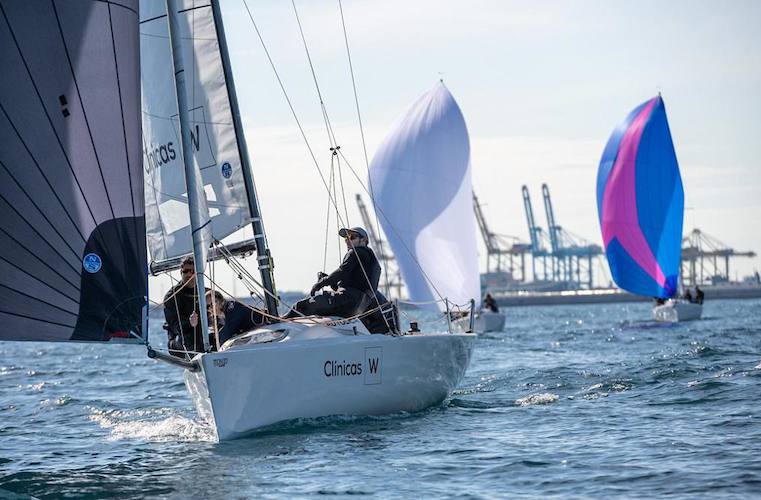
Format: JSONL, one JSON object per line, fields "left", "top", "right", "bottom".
{"left": 184, "top": 318, "right": 475, "bottom": 440}
{"left": 652, "top": 300, "right": 703, "bottom": 322}
{"left": 454, "top": 311, "right": 506, "bottom": 333}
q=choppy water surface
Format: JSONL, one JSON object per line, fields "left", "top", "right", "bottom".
{"left": 1, "top": 299, "right": 760, "bottom": 498}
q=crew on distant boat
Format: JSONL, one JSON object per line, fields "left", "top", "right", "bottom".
{"left": 285, "top": 227, "right": 383, "bottom": 323}
{"left": 683, "top": 289, "right": 693, "bottom": 303}
{"left": 163, "top": 256, "right": 208, "bottom": 357}
{"left": 483, "top": 293, "right": 499, "bottom": 313}
{"left": 189, "top": 290, "right": 267, "bottom": 349}
{"left": 694, "top": 286, "right": 704, "bottom": 304}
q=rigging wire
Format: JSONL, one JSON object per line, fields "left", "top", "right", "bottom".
{"left": 291, "top": 0, "right": 338, "bottom": 152}
{"left": 286, "top": 0, "right": 393, "bottom": 332}
{"left": 291, "top": 0, "right": 351, "bottom": 256}
{"left": 336, "top": 149, "right": 448, "bottom": 303}
{"left": 337, "top": 0, "right": 392, "bottom": 297}
{"left": 240, "top": 0, "right": 346, "bottom": 228}
{"left": 240, "top": 0, "right": 451, "bottom": 327}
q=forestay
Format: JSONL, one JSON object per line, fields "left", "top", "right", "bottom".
{"left": 0, "top": 0, "right": 146, "bottom": 342}
{"left": 596, "top": 96, "right": 684, "bottom": 298}
{"left": 140, "top": 0, "right": 252, "bottom": 264}
{"left": 369, "top": 82, "right": 479, "bottom": 311}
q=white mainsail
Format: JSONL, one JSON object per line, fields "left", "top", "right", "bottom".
{"left": 369, "top": 82, "right": 480, "bottom": 311}
{"left": 140, "top": 1, "right": 252, "bottom": 264}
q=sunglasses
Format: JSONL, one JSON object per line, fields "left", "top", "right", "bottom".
{"left": 181, "top": 269, "right": 194, "bottom": 275}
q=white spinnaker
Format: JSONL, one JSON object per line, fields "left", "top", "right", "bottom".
{"left": 140, "top": 0, "right": 252, "bottom": 263}
{"left": 369, "top": 82, "right": 480, "bottom": 312}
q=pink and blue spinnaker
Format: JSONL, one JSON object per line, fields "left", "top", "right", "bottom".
{"left": 596, "top": 96, "right": 684, "bottom": 298}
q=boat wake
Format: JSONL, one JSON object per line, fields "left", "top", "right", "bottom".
{"left": 88, "top": 407, "right": 215, "bottom": 443}
{"left": 514, "top": 393, "right": 560, "bottom": 406}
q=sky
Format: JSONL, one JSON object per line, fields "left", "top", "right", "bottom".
{"left": 152, "top": 0, "right": 761, "bottom": 301}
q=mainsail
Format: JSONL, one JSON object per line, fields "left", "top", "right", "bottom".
{"left": 0, "top": 0, "right": 146, "bottom": 342}
{"left": 369, "top": 82, "right": 479, "bottom": 311}
{"left": 596, "top": 95, "right": 684, "bottom": 298}
{"left": 140, "top": 0, "right": 253, "bottom": 265}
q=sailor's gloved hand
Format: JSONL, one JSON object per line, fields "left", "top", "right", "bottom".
{"left": 310, "top": 283, "right": 322, "bottom": 296}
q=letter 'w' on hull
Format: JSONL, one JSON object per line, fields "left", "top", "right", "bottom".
{"left": 0, "top": 0, "right": 147, "bottom": 342}
{"left": 368, "top": 82, "right": 480, "bottom": 312}
{"left": 596, "top": 96, "right": 684, "bottom": 299}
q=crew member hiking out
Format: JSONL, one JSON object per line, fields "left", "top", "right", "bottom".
{"left": 285, "top": 227, "right": 383, "bottom": 322}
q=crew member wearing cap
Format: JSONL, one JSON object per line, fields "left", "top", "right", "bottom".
{"left": 285, "top": 227, "right": 382, "bottom": 320}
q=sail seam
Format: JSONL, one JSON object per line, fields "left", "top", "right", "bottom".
{"left": 51, "top": 2, "right": 117, "bottom": 222}
{"left": 0, "top": 282, "right": 78, "bottom": 318}
{"left": 0, "top": 102, "right": 89, "bottom": 246}
{"left": 0, "top": 226, "right": 81, "bottom": 291}
{"left": 0, "top": 159, "right": 83, "bottom": 265}
{"left": 0, "top": 254, "right": 79, "bottom": 304}
{"left": 94, "top": 0, "right": 138, "bottom": 17}
{"left": 139, "top": 14, "right": 166, "bottom": 25}
{"left": 0, "top": 4, "right": 99, "bottom": 237}
{"left": 107, "top": 2, "right": 139, "bottom": 239}
{"left": 51, "top": 1, "right": 135, "bottom": 297}
{"left": 178, "top": 5, "right": 211, "bottom": 15}
{"left": 0, "top": 310, "right": 75, "bottom": 329}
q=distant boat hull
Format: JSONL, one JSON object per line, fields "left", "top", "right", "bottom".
{"left": 652, "top": 300, "right": 703, "bottom": 322}
{"left": 454, "top": 311, "right": 506, "bottom": 333}
{"left": 184, "top": 319, "right": 475, "bottom": 440}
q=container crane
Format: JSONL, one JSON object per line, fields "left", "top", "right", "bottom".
{"left": 681, "top": 228, "right": 757, "bottom": 285}
{"left": 540, "top": 183, "right": 602, "bottom": 288}
{"left": 472, "top": 192, "right": 530, "bottom": 283}
{"left": 521, "top": 185, "right": 551, "bottom": 281}
{"left": 355, "top": 194, "right": 405, "bottom": 299}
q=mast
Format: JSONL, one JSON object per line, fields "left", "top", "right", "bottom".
{"left": 210, "top": 0, "right": 279, "bottom": 317}
{"left": 166, "top": 0, "right": 210, "bottom": 350}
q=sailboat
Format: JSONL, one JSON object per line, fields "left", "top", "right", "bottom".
{"left": 467, "top": 303, "right": 507, "bottom": 333}
{"left": 0, "top": 0, "right": 475, "bottom": 441}
{"left": 368, "top": 82, "right": 486, "bottom": 332}
{"left": 596, "top": 95, "right": 701, "bottom": 322}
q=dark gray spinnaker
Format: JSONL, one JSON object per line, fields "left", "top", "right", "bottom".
{"left": 0, "top": 0, "right": 146, "bottom": 342}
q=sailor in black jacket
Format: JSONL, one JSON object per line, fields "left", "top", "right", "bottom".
{"left": 163, "top": 256, "right": 209, "bottom": 357}
{"left": 286, "top": 227, "right": 382, "bottom": 320}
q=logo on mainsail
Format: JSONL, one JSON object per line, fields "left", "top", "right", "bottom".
{"left": 221, "top": 162, "right": 232, "bottom": 179}
{"left": 82, "top": 253, "right": 102, "bottom": 273}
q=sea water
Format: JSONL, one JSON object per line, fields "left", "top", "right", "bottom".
{"left": 1, "top": 299, "right": 760, "bottom": 498}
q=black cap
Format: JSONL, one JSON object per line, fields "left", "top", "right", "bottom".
{"left": 338, "top": 226, "right": 368, "bottom": 240}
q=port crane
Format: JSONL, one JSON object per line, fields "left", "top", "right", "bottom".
{"left": 539, "top": 183, "right": 602, "bottom": 289}
{"left": 355, "top": 194, "right": 405, "bottom": 299}
{"left": 473, "top": 192, "right": 530, "bottom": 282}
{"left": 521, "top": 185, "right": 552, "bottom": 282}
{"left": 681, "top": 229, "right": 756, "bottom": 285}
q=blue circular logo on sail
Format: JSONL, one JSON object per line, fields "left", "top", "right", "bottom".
{"left": 221, "top": 162, "right": 232, "bottom": 179}
{"left": 83, "top": 253, "right": 102, "bottom": 273}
